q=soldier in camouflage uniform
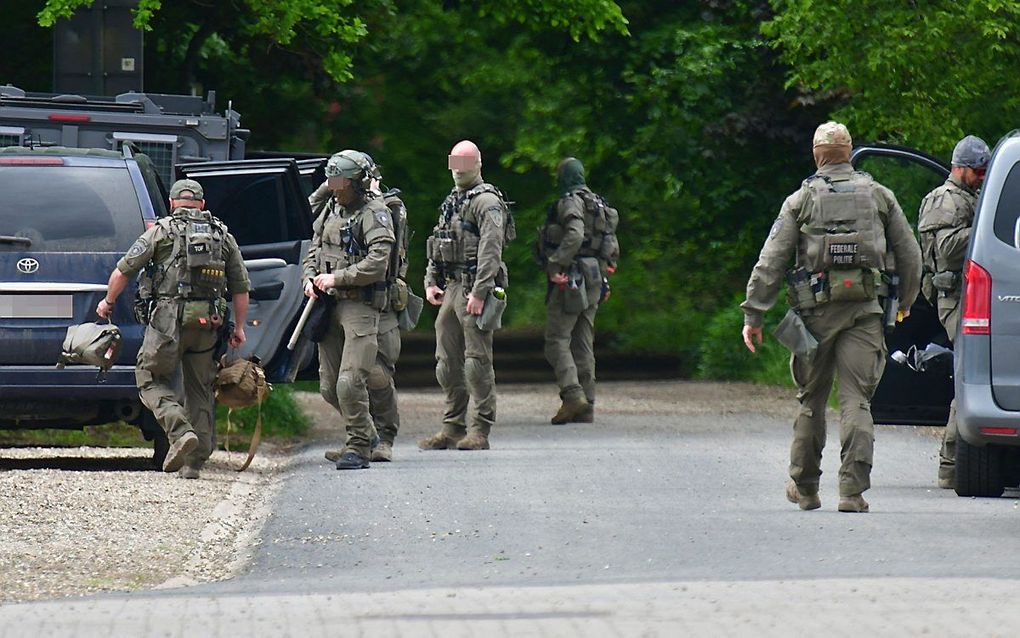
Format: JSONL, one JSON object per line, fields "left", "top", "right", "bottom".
{"left": 97, "top": 179, "right": 250, "bottom": 478}
{"left": 419, "top": 140, "right": 513, "bottom": 451}
{"left": 313, "top": 153, "right": 408, "bottom": 463}
{"left": 539, "top": 157, "right": 619, "bottom": 424}
{"left": 741, "top": 122, "right": 922, "bottom": 513}
{"left": 303, "top": 150, "right": 395, "bottom": 470}
{"left": 917, "top": 135, "right": 991, "bottom": 489}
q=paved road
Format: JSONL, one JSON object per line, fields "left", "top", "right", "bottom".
{"left": 3, "top": 381, "right": 1020, "bottom": 636}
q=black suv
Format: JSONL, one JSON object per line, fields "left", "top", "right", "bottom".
{"left": 0, "top": 148, "right": 317, "bottom": 464}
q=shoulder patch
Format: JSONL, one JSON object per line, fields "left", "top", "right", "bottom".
{"left": 768, "top": 216, "right": 784, "bottom": 239}
{"left": 126, "top": 238, "right": 149, "bottom": 258}
{"left": 486, "top": 207, "right": 503, "bottom": 228}
{"left": 375, "top": 210, "right": 393, "bottom": 229}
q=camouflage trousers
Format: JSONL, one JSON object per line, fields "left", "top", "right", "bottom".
{"left": 135, "top": 299, "right": 219, "bottom": 468}
{"left": 544, "top": 293, "right": 597, "bottom": 403}
{"left": 434, "top": 280, "right": 496, "bottom": 438}
{"left": 318, "top": 299, "right": 380, "bottom": 459}
{"left": 790, "top": 305, "right": 886, "bottom": 498}
{"left": 938, "top": 298, "right": 960, "bottom": 481}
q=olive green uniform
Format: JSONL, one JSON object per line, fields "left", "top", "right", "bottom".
{"left": 425, "top": 177, "right": 509, "bottom": 439}
{"left": 309, "top": 185, "right": 403, "bottom": 446}
{"left": 118, "top": 208, "right": 250, "bottom": 468}
{"left": 918, "top": 175, "right": 977, "bottom": 482}
{"left": 303, "top": 194, "right": 395, "bottom": 459}
{"left": 742, "top": 163, "right": 921, "bottom": 498}
{"left": 543, "top": 187, "right": 604, "bottom": 404}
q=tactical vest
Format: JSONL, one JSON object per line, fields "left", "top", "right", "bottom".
{"left": 140, "top": 208, "right": 229, "bottom": 301}
{"left": 793, "top": 172, "right": 887, "bottom": 304}
{"left": 427, "top": 183, "right": 514, "bottom": 281}
{"left": 540, "top": 189, "right": 620, "bottom": 270}
{"left": 315, "top": 198, "right": 383, "bottom": 278}
{"left": 917, "top": 182, "right": 972, "bottom": 299}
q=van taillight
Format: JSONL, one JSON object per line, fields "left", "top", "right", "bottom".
{"left": 962, "top": 259, "right": 991, "bottom": 335}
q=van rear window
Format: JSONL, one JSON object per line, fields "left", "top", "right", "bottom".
{"left": 994, "top": 162, "right": 1020, "bottom": 248}
{"left": 0, "top": 165, "right": 144, "bottom": 252}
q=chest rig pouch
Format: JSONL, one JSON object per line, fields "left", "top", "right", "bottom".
{"left": 797, "top": 174, "right": 886, "bottom": 304}
{"left": 172, "top": 209, "right": 229, "bottom": 328}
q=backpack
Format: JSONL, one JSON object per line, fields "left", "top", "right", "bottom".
{"left": 56, "top": 322, "right": 123, "bottom": 372}
{"left": 216, "top": 355, "right": 271, "bottom": 472}
{"left": 574, "top": 189, "right": 620, "bottom": 271}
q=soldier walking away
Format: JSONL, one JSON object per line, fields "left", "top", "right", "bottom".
{"left": 419, "top": 140, "right": 514, "bottom": 451}
{"left": 97, "top": 179, "right": 250, "bottom": 479}
{"left": 538, "top": 157, "right": 620, "bottom": 424}
{"left": 918, "top": 135, "right": 991, "bottom": 490}
{"left": 740, "top": 122, "right": 921, "bottom": 513}
{"left": 314, "top": 153, "right": 409, "bottom": 463}
{"left": 303, "top": 150, "right": 395, "bottom": 470}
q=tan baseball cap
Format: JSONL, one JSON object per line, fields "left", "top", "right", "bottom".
{"left": 169, "top": 178, "right": 204, "bottom": 200}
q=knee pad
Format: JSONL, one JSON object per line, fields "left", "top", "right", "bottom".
{"left": 367, "top": 364, "right": 391, "bottom": 391}
{"left": 464, "top": 357, "right": 493, "bottom": 394}
{"left": 436, "top": 359, "right": 454, "bottom": 389}
{"left": 336, "top": 372, "right": 364, "bottom": 404}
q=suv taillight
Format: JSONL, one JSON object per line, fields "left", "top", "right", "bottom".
{"left": 962, "top": 259, "right": 991, "bottom": 335}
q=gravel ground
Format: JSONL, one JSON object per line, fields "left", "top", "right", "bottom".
{"left": 1, "top": 379, "right": 940, "bottom": 605}
{"left": 0, "top": 446, "right": 286, "bottom": 603}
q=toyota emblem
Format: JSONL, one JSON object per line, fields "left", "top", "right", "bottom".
{"left": 16, "top": 258, "right": 40, "bottom": 274}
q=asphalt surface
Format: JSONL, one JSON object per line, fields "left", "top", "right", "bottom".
{"left": 4, "top": 381, "right": 1020, "bottom": 636}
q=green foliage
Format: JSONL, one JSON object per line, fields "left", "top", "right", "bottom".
{"left": 696, "top": 296, "right": 793, "bottom": 386}
{"left": 764, "top": 0, "right": 1020, "bottom": 156}
{"left": 215, "top": 385, "right": 310, "bottom": 438}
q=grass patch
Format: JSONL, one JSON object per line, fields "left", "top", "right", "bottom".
{"left": 1, "top": 385, "right": 311, "bottom": 449}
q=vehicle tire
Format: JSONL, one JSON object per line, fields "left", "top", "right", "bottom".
{"left": 955, "top": 436, "right": 1006, "bottom": 497}
{"left": 139, "top": 410, "right": 169, "bottom": 469}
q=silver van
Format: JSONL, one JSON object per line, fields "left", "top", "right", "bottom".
{"left": 953, "top": 133, "right": 1020, "bottom": 497}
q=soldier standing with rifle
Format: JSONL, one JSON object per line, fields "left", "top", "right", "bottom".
{"left": 740, "top": 122, "right": 921, "bottom": 513}
{"left": 303, "top": 150, "right": 395, "bottom": 470}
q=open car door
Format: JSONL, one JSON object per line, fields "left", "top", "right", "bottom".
{"left": 176, "top": 159, "right": 316, "bottom": 382}
{"left": 850, "top": 144, "right": 952, "bottom": 425}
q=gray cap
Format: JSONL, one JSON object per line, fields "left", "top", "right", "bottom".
{"left": 951, "top": 135, "right": 991, "bottom": 169}
{"left": 169, "top": 178, "right": 204, "bottom": 200}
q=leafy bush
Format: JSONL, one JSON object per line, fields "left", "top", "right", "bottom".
{"left": 695, "top": 296, "right": 793, "bottom": 386}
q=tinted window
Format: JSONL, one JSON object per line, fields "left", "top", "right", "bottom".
{"left": 194, "top": 172, "right": 311, "bottom": 245}
{"left": 0, "top": 165, "right": 144, "bottom": 252}
{"left": 993, "top": 162, "right": 1020, "bottom": 248}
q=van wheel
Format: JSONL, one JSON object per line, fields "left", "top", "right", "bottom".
{"left": 139, "top": 410, "right": 169, "bottom": 469}
{"left": 955, "top": 437, "right": 1006, "bottom": 497}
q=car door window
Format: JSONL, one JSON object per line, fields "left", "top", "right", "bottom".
{"left": 851, "top": 146, "right": 949, "bottom": 226}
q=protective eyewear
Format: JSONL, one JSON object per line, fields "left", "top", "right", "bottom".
{"left": 973, "top": 166, "right": 987, "bottom": 178}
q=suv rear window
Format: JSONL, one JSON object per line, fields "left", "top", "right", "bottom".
{"left": 0, "top": 165, "right": 144, "bottom": 252}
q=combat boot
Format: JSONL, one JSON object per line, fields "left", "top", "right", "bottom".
{"left": 573, "top": 403, "right": 594, "bottom": 423}
{"left": 551, "top": 397, "right": 590, "bottom": 425}
{"left": 785, "top": 479, "right": 821, "bottom": 511}
{"left": 837, "top": 495, "right": 869, "bottom": 513}
{"left": 372, "top": 441, "right": 393, "bottom": 462}
{"left": 335, "top": 451, "right": 370, "bottom": 470}
{"left": 162, "top": 431, "right": 199, "bottom": 473}
{"left": 324, "top": 448, "right": 343, "bottom": 463}
{"left": 456, "top": 432, "right": 490, "bottom": 450}
{"left": 177, "top": 465, "right": 200, "bottom": 480}
{"left": 418, "top": 431, "right": 462, "bottom": 450}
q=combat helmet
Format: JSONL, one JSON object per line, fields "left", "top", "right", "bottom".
{"left": 325, "top": 149, "right": 380, "bottom": 191}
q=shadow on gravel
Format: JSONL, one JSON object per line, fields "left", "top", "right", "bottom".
{"left": 0, "top": 456, "right": 155, "bottom": 472}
